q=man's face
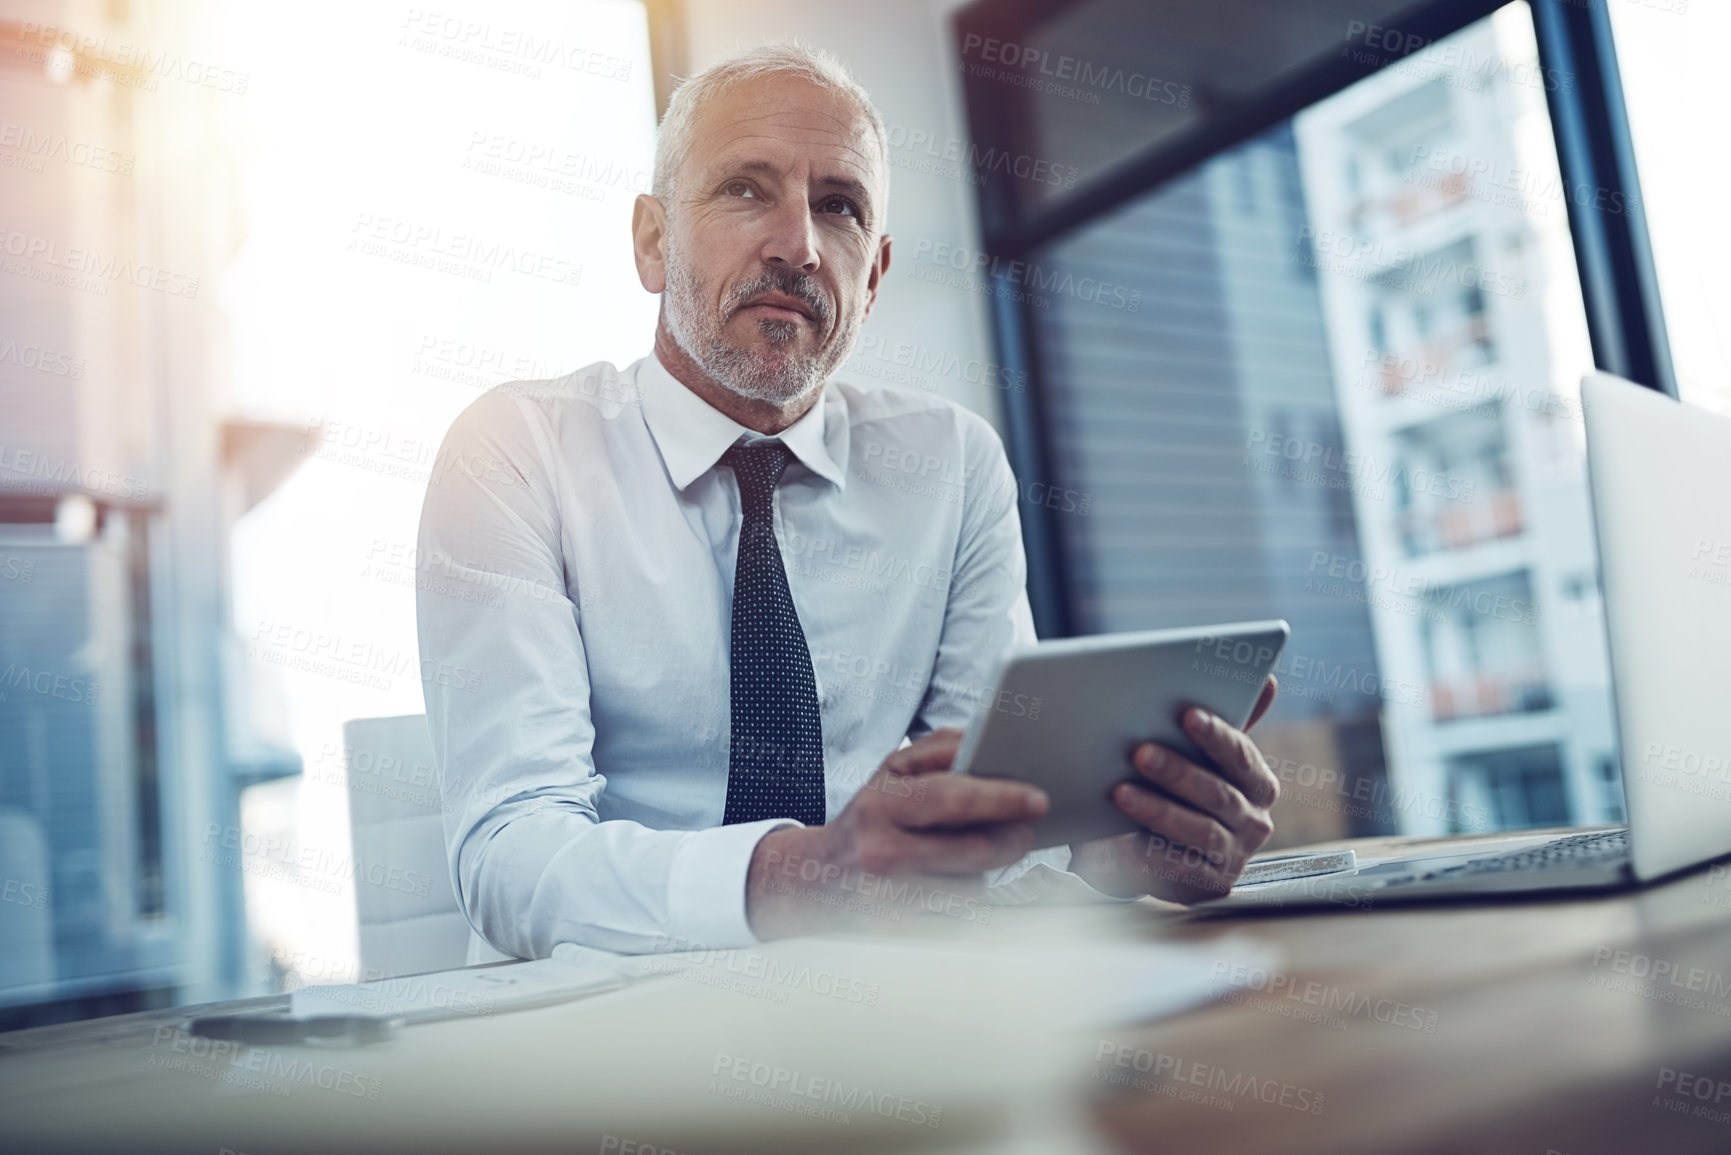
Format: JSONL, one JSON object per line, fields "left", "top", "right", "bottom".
{"left": 656, "top": 73, "right": 890, "bottom": 406}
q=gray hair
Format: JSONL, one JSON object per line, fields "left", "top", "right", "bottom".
{"left": 652, "top": 42, "right": 889, "bottom": 213}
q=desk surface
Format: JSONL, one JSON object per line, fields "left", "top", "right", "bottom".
{"left": 5, "top": 831, "right": 1731, "bottom": 1154}
{"left": 1095, "top": 830, "right": 1731, "bottom": 1155}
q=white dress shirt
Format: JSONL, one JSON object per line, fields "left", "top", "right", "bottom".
{"left": 416, "top": 352, "right": 1094, "bottom": 959}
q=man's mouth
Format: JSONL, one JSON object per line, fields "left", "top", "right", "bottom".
{"left": 739, "top": 293, "right": 817, "bottom": 324}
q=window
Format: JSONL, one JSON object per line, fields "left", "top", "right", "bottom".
{"left": 957, "top": 0, "right": 1648, "bottom": 841}
{"left": 1448, "top": 744, "right": 1570, "bottom": 831}
{"left": 1607, "top": 0, "right": 1731, "bottom": 412}
{"left": 0, "top": 0, "right": 661, "bottom": 1023}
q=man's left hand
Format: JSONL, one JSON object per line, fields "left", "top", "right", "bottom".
{"left": 1068, "top": 676, "right": 1279, "bottom": 903}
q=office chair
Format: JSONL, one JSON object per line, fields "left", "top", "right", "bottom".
{"left": 342, "top": 715, "right": 510, "bottom": 979}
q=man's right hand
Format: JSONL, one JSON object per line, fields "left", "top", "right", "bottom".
{"left": 744, "top": 728, "right": 1049, "bottom": 940}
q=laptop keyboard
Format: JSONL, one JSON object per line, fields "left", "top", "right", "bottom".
{"left": 1415, "top": 828, "right": 1630, "bottom": 882}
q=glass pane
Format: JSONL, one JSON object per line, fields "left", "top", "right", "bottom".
{"left": 0, "top": 0, "right": 658, "bottom": 1024}
{"left": 1607, "top": 0, "right": 1731, "bottom": 414}
{"left": 1026, "top": 3, "right": 1619, "bottom": 843}
{"left": 969, "top": 0, "right": 1416, "bottom": 217}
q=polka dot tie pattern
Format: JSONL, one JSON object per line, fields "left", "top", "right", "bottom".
{"left": 720, "top": 441, "right": 827, "bottom": 826}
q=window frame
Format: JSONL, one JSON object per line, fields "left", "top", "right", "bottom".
{"left": 952, "top": 0, "right": 1675, "bottom": 637}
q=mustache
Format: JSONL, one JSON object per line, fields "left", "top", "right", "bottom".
{"left": 723, "top": 268, "right": 833, "bottom": 328}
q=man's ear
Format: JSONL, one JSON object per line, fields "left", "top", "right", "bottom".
{"left": 632, "top": 193, "right": 669, "bottom": 293}
{"left": 861, "top": 234, "right": 892, "bottom": 320}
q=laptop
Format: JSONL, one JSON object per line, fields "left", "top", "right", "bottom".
{"left": 1202, "top": 372, "right": 1731, "bottom": 910}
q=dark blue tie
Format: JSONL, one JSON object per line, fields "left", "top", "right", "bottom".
{"left": 721, "top": 441, "right": 826, "bottom": 826}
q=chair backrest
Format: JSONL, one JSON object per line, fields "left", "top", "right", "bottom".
{"left": 344, "top": 714, "right": 479, "bottom": 978}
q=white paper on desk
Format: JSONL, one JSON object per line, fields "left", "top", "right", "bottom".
{"left": 288, "top": 954, "right": 626, "bottom": 1023}
{"left": 1037, "top": 937, "right": 1282, "bottom": 1028}
{"left": 553, "top": 924, "right": 1282, "bottom": 1031}
{"left": 832, "top": 935, "right": 1283, "bottom": 1030}
{"left": 270, "top": 917, "right": 1286, "bottom": 1154}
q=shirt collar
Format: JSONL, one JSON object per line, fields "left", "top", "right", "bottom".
{"left": 637, "top": 351, "right": 846, "bottom": 491}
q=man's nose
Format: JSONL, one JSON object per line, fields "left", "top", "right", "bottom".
{"left": 760, "top": 198, "right": 820, "bottom": 272}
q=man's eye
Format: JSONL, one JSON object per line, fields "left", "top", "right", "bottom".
{"left": 723, "top": 180, "right": 756, "bottom": 198}
{"left": 819, "top": 196, "right": 860, "bottom": 218}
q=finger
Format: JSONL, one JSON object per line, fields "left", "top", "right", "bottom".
{"left": 1110, "top": 782, "right": 1234, "bottom": 867}
{"left": 1245, "top": 676, "right": 1278, "bottom": 731}
{"left": 1104, "top": 828, "right": 1241, "bottom": 902}
{"left": 892, "top": 771, "right": 1049, "bottom": 829}
{"left": 882, "top": 729, "right": 965, "bottom": 776}
{"left": 1130, "top": 743, "right": 1258, "bottom": 833}
{"left": 1151, "top": 853, "right": 1240, "bottom": 902}
{"left": 899, "top": 823, "right": 1038, "bottom": 875}
{"left": 1180, "top": 708, "right": 1279, "bottom": 809}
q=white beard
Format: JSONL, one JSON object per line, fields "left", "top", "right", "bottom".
{"left": 661, "top": 227, "right": 861, "bottom": 406}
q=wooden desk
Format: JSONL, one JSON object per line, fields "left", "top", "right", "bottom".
{"left": 3, "top": 834, "right": 1728, "bottom": 1154}
{"left": 1091, "top": 832, "right": 1731, "bottom": 1155}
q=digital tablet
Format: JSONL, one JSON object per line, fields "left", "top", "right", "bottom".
{"left": 952, "top": 620, "right": 1290, "bottom": 849}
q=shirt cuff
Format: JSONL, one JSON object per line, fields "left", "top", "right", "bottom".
{"left": 986, "top": 845, "right": 1140, "bottom": 906}
{"left": 666, "top": 817, "right": 800, "bottom": 949}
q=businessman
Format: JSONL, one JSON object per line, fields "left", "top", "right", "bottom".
{"left": 416, "top": 43, "right": 1279, "bottom": 958}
